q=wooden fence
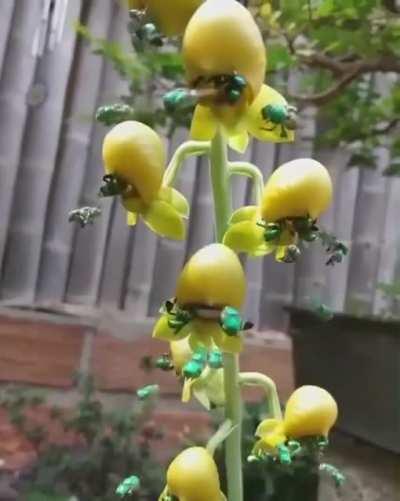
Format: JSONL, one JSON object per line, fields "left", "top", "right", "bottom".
{"left": 1, "top": 0, "right": 400, "bottom": 329}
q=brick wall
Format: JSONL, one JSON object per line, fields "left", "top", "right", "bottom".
{"left": 0, "top": 307, "right": 294, "bottom": 472}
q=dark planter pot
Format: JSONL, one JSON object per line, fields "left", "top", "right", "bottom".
{"left": 268, "top": 471, "right": 319, "bottom": 501}
{"left": 288, "top": 307, "right": 400, "bottom": 454}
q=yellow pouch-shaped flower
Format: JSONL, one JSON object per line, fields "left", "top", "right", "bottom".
{"left": 176, "top": 243, "right": 246, "bottom": 309}
{"left": 102, "top": 121, "right": 165, "bottom": 204}
{"left": 283, "top": 385, "right": 338, "bottom": 439}
{"left": 261, "top": 158, "right": 333, "bottom": 222}
{"left": 183, "top": 0, "right": 266, "bottom": 103}
{"left": 161, "top": 447, "right": 225, "bottom": 501}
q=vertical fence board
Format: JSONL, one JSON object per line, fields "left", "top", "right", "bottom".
{"left": 1, "top": 1, "right": 82, "bottom": 302}
{"left": 244, "top": 140, "right": 270, "bottom": 325}
{"left": 147, "top": 129, "right": 198, "bottom": 316}
{"left": 325, "top": 157, "right": 359, "bottom": 311}
{"left": 373, "top": 176, "right": 400, "bottom": 315}
{"left": 0, "top": 1, "right": 41, "bottom": 295}
{"left": 65, "top": 2, "right": 128, "bottom": 306}
{"left": 345, "top": 148, "right": 390, "bottom": 315}
{"left": 185, "top": 156, "right": 215, "bottom": 257}
{"left": 37, "top": 0, "right": 114, "bottom": 304}
{"left": 0, "top": 0, "right": 15, "bottom": 75}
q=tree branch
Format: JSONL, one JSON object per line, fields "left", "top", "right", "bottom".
{"left": 291, "top": 54, "right": 400, "bottom": 105}
{"left": 290, "top": 69, "right": 360, "bottom": 106}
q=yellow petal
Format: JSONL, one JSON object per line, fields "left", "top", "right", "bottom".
{"left": 223, "top": 221, "right": 273, "bottom": 256}
{"left": 229, "top": 205, "right": 259, "bottom": 224}
{"left": 228, "top": 130, "right": 250, "bottom": 153}
{"left": 275, "top": 245, "right": 288, "bottom": 262}
{"left": 126, "top": 211, "right": 138, "bottom": 226}
{"left": 190, "top": 104, "right": 218, "bottom": 142}
{"left": 157, "top": 186, "right": 189, "bottom": 217}
{"left": 142, "top": 200, "right": 186, "bottom": 240}
{"left": 188, "top": 332, "right": 213, "bottom": 351}
{"left": 255, "top": 418, "right": 282, "bottom": 438}
{"left": 246, "top": 84, "right": 295, "bottom": 143}
{"left": 211, "top": 324, "right": 243, "bottom": 354}
{"left": 182, "top": 378, "right": 195, "bottom": 403}
{"left": 152, "top": 315, "right": 189, "bottom": 342}
{"left": 255, "top": 419, "right": 287, "bottom": 448}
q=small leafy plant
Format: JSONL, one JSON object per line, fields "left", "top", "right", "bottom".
{"left": 0, "top": 376, "right": 164, "bottom": 500}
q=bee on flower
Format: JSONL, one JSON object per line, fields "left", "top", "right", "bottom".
{"left": 153, "top": 243, "right": 252, "bottom": 356}
{"left": 223, "top": 158, "right": 333, "bottom": 262}
{"left": 169, "top": 337, "right": 225, "bottom": 409}
{"left": 101, "top": 120, "right": 189, "bottom": 239}
{"left": 253, "top": 385, "right": 338, "bottom": 457}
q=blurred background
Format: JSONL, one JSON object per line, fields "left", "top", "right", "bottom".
{"left": 0, "top": 0, "right": 399, "bottom": 499}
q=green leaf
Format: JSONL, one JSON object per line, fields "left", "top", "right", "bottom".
{"left": 383, "top": 163, "right": 400, "bottom": 176}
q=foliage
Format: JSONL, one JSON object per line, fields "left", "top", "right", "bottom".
{"left": 376, "top": 280, "right": 400, "bottom": 318}
{"left": 77, "top": 1, "right": 399, "bottom": 173}
{"left": 0, "top": 375, "right": 164, "bottom": 501}
{"left": 249, "top": 0, "right": 400, "bottom": 173}
{"left": 75, "top": 21, "right": 188, "bottom": 136}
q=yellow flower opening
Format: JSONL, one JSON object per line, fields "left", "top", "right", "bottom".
{"left": 102, "top": 121, "right": 188, "bottom": 239}
{"left": 160, "top": 447, "right": 225, "bottom": 501}
{"left": 253, "top": 385, "right": 338, "bottom": 455}
{"left": 128, "top": 0, "right": 203, "bottom": 37}
{"left": 153, "top": 244, "right": 246, "bottom": 353}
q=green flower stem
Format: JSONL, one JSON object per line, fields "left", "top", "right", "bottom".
{"left": 223, "top": 353, "right": 243, "bottom": 501}
{"left": 238, "top": 372, "right": 283, "bottom": 420}
{"left": 206, "top": 419, "right": 234, "bottom": 456}
{"left": 209, "top": 130, "right": 242, "bottom": 501}
{"left": 228, "top": 161, "right": 264, "bottom": 205}
{"left": 163, "top": 140, "right": 211, "bottom": 186}
{"left": 209, "top": 132, "right": 232, "bottom": 241}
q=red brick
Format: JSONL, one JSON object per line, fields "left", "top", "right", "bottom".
{"left": 0, "top": 314, "right": 85, "bottom": 387}
{"left": 92, "top": 330, "right": 294, "bottom": 401}
{"left": 146, "top": 408, "right": 212, "bottom": 462}
{"left": 92, "top": 334, "right": 181, "bottom": 394}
